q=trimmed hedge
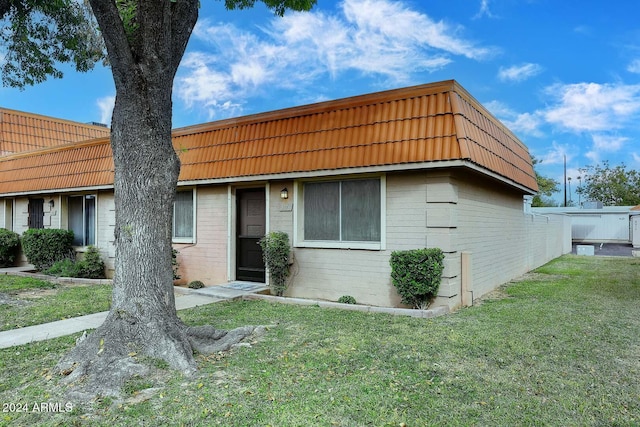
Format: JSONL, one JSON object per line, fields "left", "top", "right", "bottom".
{"left": 21, "top": 228, "right": 74, "bottom": 271}
{"left": 0, "top": 228, "right": 21, "bottom": 267}
{"left": 390, "top": 248, "right": 444, "bottom": 309}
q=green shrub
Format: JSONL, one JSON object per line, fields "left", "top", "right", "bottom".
{"left": 77, "top": 246, "right": 105, "bottom": 278}
{"left": 337, "top": 295, "right": 357, "bottom": 304}
{"left": 21, "top": 229, "right": 74, "bottom": 271}
{"left": 390, "top": 248, "right": 444, "bottom": 309}
{"left": 44, "top": 246, "right": 105, "bottom": 279}
{"left": 0, "top": 228, "right": 21, "bottom": 267}
{"left": 45, "top": 258, "right": 80, "bottom": 277}
{"left": 188, "top": 280, "right": 205, "bottom": 289}
{"left": 259, "top": 231, "right": 291, "bottom": 296}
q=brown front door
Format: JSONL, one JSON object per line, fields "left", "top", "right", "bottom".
{"left": 236, "top": 188, "right": 266, "bottom": 282}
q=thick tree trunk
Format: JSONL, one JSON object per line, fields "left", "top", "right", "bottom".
{"left": 56, "top": 0, "right": 260, "bottom": 399}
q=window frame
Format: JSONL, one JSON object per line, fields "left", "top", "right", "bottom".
{"left": 67, "top": 194, "right": 97, "bottom": 247}
{"left": 173, "top": 188, "right": 197, "bottom": 244}
{"left": 294, "top": 175, "right": 386, "bottom": 250}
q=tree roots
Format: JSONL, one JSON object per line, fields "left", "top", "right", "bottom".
{"left": 55, "top": 317, "right": 268, "bottom": 401}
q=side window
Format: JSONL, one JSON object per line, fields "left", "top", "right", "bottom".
{"left": 173, "top": 189, "right": 195, "bottom": 242}
{"left": 68, "top": 195, "right": 96, "bottom": 246}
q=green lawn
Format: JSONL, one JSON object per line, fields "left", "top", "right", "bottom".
{"left": 0, "top": 276, "right": 112, "bottom": 331}
{"left": 1, "top": 255, "right": 639, "bottom": 426}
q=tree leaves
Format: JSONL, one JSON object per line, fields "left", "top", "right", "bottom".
{"left": 0, "top": 0, "right": 106, "bottom": 88}
{"left": 578, "top": 161, "right": 640, "bottom": 206}
{"left": 222, "top": 0, "right": 317, "bottom": 17}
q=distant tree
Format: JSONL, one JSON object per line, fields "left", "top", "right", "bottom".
{"left": 578, "top": 161, "right": 640, "bottom": 206}
{"left": 531, "top": 157, "right": 560, "bottom": 207}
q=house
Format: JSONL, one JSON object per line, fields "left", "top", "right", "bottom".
{"left": 0, "top": 80, "right": 570, "bottom": 309}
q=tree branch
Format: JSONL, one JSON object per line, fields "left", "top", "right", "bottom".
{"left": 169, "top": 0, "right": 198, "bottom": 75}
{"left": 88, "top": 0, "right": 136, "bottom": 91}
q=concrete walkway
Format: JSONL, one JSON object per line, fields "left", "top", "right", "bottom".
{"left": 0, "top": 281, "right": 268, "bottom": 349}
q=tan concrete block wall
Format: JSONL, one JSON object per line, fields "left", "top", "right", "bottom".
{"left": 14, "top": 198, "right": 30, "bottom": 234}
{"left": 269, "top": 180, "right": 294, "bottom": 235}
{"left": 175, "top": 186, "right": 228, "bottom": 285}
{"left": 96, "top": 191, "right": 116, "bottom": 278}
{"left": 455, "top": 175, "right": 570, "bottom": 301}
{"left": 288, "top": 172, "right": 430, "bottom": 307}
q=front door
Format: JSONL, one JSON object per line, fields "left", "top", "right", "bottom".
{"left": 236, "top": 188, "right": 266, "bottom": 282}
{"left": 28, "top": 198, "right": 44, "bottom": 229}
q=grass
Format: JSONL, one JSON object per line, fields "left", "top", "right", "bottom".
{"left": 0, "top": 276, "right": 112, "bottom": 331}
{"left": 0, "top": 255, "right": 639, "bottom": 426}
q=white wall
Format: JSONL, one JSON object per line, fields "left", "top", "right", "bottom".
{"left": 533, "top": 206, "right": 634, "bottom": 243}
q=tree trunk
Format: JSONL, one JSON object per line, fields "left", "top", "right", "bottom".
{"left": 56, "top": 0, "right": 259, "bottom": 399}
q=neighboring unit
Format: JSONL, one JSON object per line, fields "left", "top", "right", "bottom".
{"left": 0, "top": 80, "right": 570, "bottom": 309}
{"left": 534, "top": 205, "right": 638, "bottom": 244}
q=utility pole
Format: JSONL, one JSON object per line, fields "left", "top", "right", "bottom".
{"left": 564, "top": 155, "right": 567, "bottom": 207}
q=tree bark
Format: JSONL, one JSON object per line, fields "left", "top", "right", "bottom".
{"left": 56, "top": 0, "right": 259, "bottom": 398}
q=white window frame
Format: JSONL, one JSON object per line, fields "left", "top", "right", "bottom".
{"left": 294, "top": 175, "right": 386, "bottom": 250}
{"left": 68, "top": 194, "right": 97, "bottom": 247}
{"left": 173, "top": 188, "right": 197, "bottom": 244}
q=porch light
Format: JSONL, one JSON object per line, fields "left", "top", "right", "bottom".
{"left": 280, "top": 188, "right": 289, "bottom": 200}
{"left": 49, "top": 200, "right": 55, "bottom": 209}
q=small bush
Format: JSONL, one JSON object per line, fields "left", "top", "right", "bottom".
{"left": 45, "top": 258, "right": 80, "bottom": 277}
{"left": 77, "top": 246, "right": 106, "bottom": 278}
{"left": 188, "top": 280, "right": 205, "bottom": 289}
{"left": 259, "top": 231, "right": 291, "bottom": 296}
{"left": 0, "top": 228, "right": 21, "bottom": 267}
{"left": 390, "top": 248, "right": 444, "bottom": 309}
{"left": 338, "top": 295, "right": 357, "bottom": 304}
{"left": 21, "top": 229, "right": 74, "bottom": 271}
{"left": 44, "top": 246, "right": 105, "bottom": 279}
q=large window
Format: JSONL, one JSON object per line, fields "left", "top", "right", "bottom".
{"left": 69, "top": 195, "right": 96, "bottom": 246}
{"left": 173, "top": 189, "right": 195, "bottom": 242}
{"left": 303, "top": 178, "right": 381, "bottom": 244}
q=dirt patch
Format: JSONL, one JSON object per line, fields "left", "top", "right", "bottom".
{"left": 0, "top": 292, "right": 30, "bottom": 306}
{"left": 474, "top": 286, "right": 511, "bottom": 306}
{"left": 16, "top": 288, "right": 59, "bottom": 299}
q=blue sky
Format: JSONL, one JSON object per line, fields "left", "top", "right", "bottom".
{"left": 2, "top": 0, "right": 639, "bottom": 203}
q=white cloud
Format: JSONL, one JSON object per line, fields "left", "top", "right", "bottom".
{"left": 627, "top": 59, "right": 640, "bottom": 74}
{"left": 96, "top": 95, "right": 115, "bottom": 125}
{"left": 632, "top": 152, "right": 640, "bottom": 165}
{"left": 591, "top": 134, "right": 627, "bottom": 152}
{"left": 484, "top": 100, "right": 544, "bottom": 137}
{"left": 176, "top": 0, "right": 494, "bottom": 118}
{"left": 498, "top": 63, "right": 543, "bottom": 82}
{"left": 536, "top": 141, "right": 571, "bottom": 166}
{"left": 585, "top": 134, "right": 628, "bottom": 163}
{"left": 474, "top": 0, "right": 495, "bottom": 19}
{"left": 542, "top": 82, "right": 640, "bottom": 132}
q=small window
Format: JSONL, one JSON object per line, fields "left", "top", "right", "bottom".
{"left": 173, "top": 189, "right": 195, "bottom": 242}
{"left": 69, "top": 195, "right": 96, "bottom": 246}
{"left": 303, "top": 179, "right": 381, "bottom": 243}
